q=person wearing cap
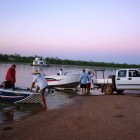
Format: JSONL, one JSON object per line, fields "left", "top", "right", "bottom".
{"left": 5, "top": 64, "right": 16, "bottom": 89}
{"left": 30, "top": 69, "right": 48, "bottom": 110}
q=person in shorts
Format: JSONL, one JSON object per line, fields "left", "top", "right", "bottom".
{"left": 30, "top": 69, "right": 48, "bottom": 110}
{"left": 80, "top": 69, "right": 88, "bottom": 95}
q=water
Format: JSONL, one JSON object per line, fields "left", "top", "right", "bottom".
{"left": 0, "top": 63, "right": 91, "bottom": 124}
{"left": 0, "top": 63, "right": 114, "bottom": 124}
{"left": 0, "top": 63, "right": 84, "bottom": 87}
{"left": 0, "top": 63, "right": 112, "bottom": 87}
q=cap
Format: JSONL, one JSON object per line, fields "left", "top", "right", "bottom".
{"left": 32, "top": 69, "right": 40, "bottom": 74}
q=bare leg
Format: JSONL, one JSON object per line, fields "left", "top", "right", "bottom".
{"left": 82, "top": 88, "right": 84, "bottom": 95}
{"left": 40, "top": 88, "right": 47, "bottom": 110}
{"left": 41, "top": 95, "right": 47, "bottom": 110}
{"left": 87, "top": 88, "right": 90, "bottom": 94}
{"left": 82, "top": 88, "right": 86, "bottom": 95}
{"left": 85, "top": 88, "right": 87, "bottom": 95}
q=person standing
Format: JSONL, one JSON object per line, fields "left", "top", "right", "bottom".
{"left": 80, "top": 69, "right": 88, "bottom": 95}
{"left": 30, "top": 69, "right": 48, "bottom": 111}
{"left": 58, "top": 68, "right": 63, "bottom": 75}
{"left": 86, "top": 71, "right": 94, "bottom": 94}
{"left": 5, "top": 64, "right": 16, "bottom": 89}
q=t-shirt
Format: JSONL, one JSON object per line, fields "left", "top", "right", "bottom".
{"left": 32, "top": 74, "right": 48, "bottom": 90}
{"left": 87, "top": 74, "right": 94, "bottom": 83}
{"left": 80, "top": 72, "right": 88, "bottom": 84}
{"left": 6, "top": 67, "right": 16, "bottom": 83}
{"left": 59, "top": 70, "right": 63, "bottom": 75}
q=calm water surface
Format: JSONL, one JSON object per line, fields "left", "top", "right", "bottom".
{"left": 0, "top": 63, "right": 85, "bottom": 87}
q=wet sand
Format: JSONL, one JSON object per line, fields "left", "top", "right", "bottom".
{"left": 0, "top": 93, "right": 140, "bottom": 140}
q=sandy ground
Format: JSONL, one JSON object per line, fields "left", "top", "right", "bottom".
{"left": 0, "top": 93, "right": 140, "bottom": 140}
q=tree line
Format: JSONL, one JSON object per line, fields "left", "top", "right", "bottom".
{"left": 0, "top": 53, "right": 140, "bottom": 68}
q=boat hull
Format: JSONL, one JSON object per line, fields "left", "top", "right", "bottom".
{"left": 45, "top": 73, "right": 80, "bottom": 88}
{"left": 0, "top": 88, "right": 44, "bottom": 104}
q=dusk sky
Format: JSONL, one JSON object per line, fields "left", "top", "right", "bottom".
{"left": 0, "top": 0, "right": 140, "bottom": 64}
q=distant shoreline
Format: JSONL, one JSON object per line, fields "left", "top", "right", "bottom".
{"left": 0, "top": 53, "right": 140, "bottom": 68}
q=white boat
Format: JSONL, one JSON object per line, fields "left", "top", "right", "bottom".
{"left": 45, "top": 73, "right": 80, "bottom": 89}
{"left": 32, "top": 57, "right": 48, "bottom": 66}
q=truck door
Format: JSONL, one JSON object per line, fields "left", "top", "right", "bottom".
{"left": 127, "top": 70, "right": 140, "bottom": 89}
{"left": 116, "top": 69, "right": 140, "bottom": 90}
{"left": 116, "top": 70, "right": 129, "bottom": 89}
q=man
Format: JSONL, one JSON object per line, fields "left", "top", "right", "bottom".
{"left": 86, "top": 71, "right": 94, "bottom": 94}
{"left": 80, "top": 69, "right": 88, "bottom": 95}
{"left": 30, "top": 69, "right": 48, "bottom": 110}
{"left": 57, "top": 68, "right": 63, "bottom": 75}
{"left": 5, "top": 64, "right": 16, "bottom": 89}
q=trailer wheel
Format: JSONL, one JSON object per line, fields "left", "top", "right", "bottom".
{"left": 103, "top": 85, "right": 113, "bottom": 95}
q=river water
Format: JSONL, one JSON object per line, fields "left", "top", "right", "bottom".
{"left": 0, "top": 63, "right": 98, "bottom": 124}
{"left": 1, "top": 63, "right": 139, "bottom": 124}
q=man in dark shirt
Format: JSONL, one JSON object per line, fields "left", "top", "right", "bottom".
{"left": 5, "top": 64, "right": 16, "bottom": 89}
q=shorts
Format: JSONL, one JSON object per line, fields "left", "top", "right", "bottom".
{"left": 86, "top": 83, "right": 91, "bottom": 89}
{"left": 80, "top": 84, "right": 86, "bottom": 88}
{"left": 40, "top": 86, "right": 47, "bottom": 96}
{"left": 2, "top": 81, "right": 14, "bottom": 89}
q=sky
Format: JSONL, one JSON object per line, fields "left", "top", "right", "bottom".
{"left": 0, "top": 0, "right": 140, "bottom": 64}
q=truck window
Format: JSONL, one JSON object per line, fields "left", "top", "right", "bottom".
{"left": 137, "top": 71, "right": 140, "bottom": 77}
{"left": 129, "top": 70, "right": 140, "bottom": 77}
{"left": 118, "top": 70, "right": 126, "bottom": 77}
{"left": 133, "top": 70, "right": 140, "bottom": 77}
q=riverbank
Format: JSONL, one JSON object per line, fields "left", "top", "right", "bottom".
{"left": 0, "top": 93, "right": 140, "bottom": 140}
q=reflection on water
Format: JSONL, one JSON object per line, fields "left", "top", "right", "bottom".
{"left": 0, "top": 102, "right": 41, "bottom": 124}
{"left": 2, "top": 109, "right": 14, "bottom": 122}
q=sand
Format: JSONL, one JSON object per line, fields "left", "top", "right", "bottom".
{"left": 0, "top": 93, "right": 140, "bottom": 140}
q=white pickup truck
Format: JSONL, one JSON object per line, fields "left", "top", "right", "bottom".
{"left": 93, "top": 68, "right": 140, "bottom": 94}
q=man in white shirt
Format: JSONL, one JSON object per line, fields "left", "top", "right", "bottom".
{"left": 58, "top": 68, "right": 63, "bottom": 75}
{"left": 30, "top": 69, "right": 48, "bottom": 110}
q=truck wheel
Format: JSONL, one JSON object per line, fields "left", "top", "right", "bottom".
{"left": 103, "top": 85, "right": 113, "bottom": 95}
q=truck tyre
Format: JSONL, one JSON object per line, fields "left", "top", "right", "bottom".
{"left": 103, "top": 85, "right": 113, "bottom": 95}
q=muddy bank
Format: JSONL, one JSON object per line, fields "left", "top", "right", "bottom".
{"left": 0, "top": 94, "right": 140, "bottom": 140}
